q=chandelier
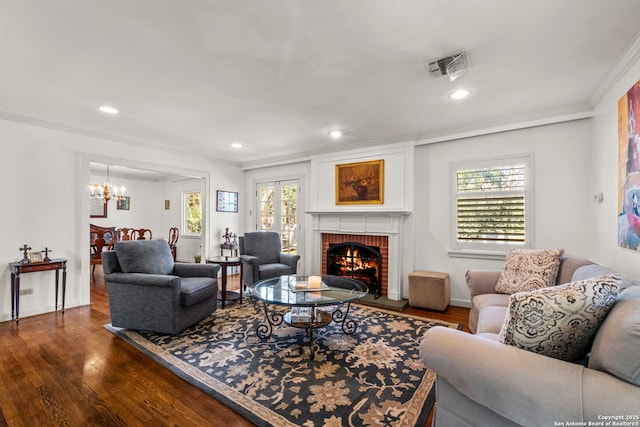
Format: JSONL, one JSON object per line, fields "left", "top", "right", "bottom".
{"left": 89, "top": 165, "right": 126, "bottom": 203}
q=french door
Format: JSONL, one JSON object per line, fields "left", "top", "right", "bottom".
{"left": 255, "top": 179, "right": 300, "bottom": 255}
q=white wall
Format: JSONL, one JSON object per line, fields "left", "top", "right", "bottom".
{"left": 208, "top": 166, "right": 245, "bottom": 258}
{"left": 242, "top": 146, "right": 416, "bottom": 280}
{"left": 414, "top": 120, "right": 593, "bottom": 306}
{"left": 310, "top": 143, "right": 414, "bottom": 212}
{"left": 89, "top": 175, "right": 166, "bottom": 231}
{"left": 0, "top": 119, "right": 242, "bottom": 322}
{"left": 590, "top": 55, "right": 640, "bottom": 280}
{"left": 243, "top": 127, "right": 596, "bottom": 306}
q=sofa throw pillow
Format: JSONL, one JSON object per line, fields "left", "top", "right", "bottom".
{"left": 498, "top": 275, "right": 619, "bottom": 361}
{"left": 588, "top": 285, "right": 640, "bottom": 385}
{"left": 495, "top": 248, "right": 564, "bottom": 294}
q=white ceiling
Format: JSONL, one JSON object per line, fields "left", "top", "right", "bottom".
{"left": 3, "top": 1, "right": 640, "bottom": 168}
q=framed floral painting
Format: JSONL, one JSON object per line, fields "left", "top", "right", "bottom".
{"left": 335, "top": 159, "right": 384, "bottom": 205}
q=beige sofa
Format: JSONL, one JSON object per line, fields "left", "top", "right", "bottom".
{"left": 420, "top": 256, "right": 640, "bottom": 426}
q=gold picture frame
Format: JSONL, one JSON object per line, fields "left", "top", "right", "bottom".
{"left": 335, "top": 159, "right": 384, "bottom": 205}
{"left": 29, "top": 251, "right": 44, "bottom": 263}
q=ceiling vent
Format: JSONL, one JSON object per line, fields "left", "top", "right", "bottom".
{"left": 424, "top": 50, "right": 470, "bottom": 81}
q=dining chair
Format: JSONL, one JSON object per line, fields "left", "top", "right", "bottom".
{"left": 117, "top": 227, "right": 134, "bottom": 241}
{"left": 168, "top": 227, "right": 179, "bottom": 261}
{"left": 132, "top": 228, "right": 153, "bottom": 240}
{"left": 90, "top": 229, "right": 116, "bottom": 276}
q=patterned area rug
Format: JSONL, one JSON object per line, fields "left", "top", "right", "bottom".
{"left": 105, "top": 301, "right": 461, "bottom": 426}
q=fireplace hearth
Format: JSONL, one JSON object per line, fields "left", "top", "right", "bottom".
{"left": 326, "top": 242, "right": 382, "bottom": 298}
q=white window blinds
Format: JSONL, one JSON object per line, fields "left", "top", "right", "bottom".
{"left": 452, "top": 155, "right": 533, "bottom": 253}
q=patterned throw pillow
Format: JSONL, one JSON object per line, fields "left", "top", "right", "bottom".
{"left": 498, "top": 275, "right": 620, "bottom": 361}
{"left": 495, "top": 248, "right": 564, "bottom": 294}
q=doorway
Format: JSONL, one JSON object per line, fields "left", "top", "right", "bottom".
{"left": 81, "top": 154, "right": 210, "bottom": 305}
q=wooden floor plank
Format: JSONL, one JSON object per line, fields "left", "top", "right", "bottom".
{"left": 0, "top": 267, "right": 469, "bottom": 426}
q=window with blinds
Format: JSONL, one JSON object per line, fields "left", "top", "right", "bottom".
{"left": 452, "top": 156, "right": 533, "bottom": 252}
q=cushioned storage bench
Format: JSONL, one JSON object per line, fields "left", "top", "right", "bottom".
{"left": 409, "top": 270, "right": 450, "bottom": 311}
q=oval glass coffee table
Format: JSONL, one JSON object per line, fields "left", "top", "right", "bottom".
{"left": 248, "top": 275, "right": 368, "bottom": 359}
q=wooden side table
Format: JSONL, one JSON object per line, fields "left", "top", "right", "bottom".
{"left": 206, "top": 256, "right": 243, "bottom": 308}
{"left": 9, "top": 258, "right": 67, "bottom": 323}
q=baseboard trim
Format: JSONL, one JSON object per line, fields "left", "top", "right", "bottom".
{"left": 449, "top": 299, "right": 471, "bottom": 308}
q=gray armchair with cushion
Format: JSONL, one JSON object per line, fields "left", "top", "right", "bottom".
{"left": 239, "top": 231, "right": 300, "bottom": 287}
{"left": 102, "top": 239, "right": 220, "bottom": 334}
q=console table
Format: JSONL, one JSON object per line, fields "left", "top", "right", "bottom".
{"left": 9, "top": 258, "right": 67, "bottom": 324}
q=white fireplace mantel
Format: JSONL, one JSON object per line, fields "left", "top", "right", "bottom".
{"left": 309, "top": 211, "right": 409, "bottom": 300}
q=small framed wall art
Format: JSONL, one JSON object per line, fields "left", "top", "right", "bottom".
{"left": 117, "top": 196, "right": 130, "bottom": 210}
{"left": 217, "top": 190, "right": 238, "bottom": 212}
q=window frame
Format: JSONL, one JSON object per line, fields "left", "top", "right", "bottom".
{"left": 182, "top": 190, "right": 202, "bottom": 237}
{"left": 449, "top": 154, "right": 534, "bottom": 258}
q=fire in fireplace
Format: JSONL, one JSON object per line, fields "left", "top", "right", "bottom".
{"left": 326, "top": 242, "right": 382, "bottom": 298}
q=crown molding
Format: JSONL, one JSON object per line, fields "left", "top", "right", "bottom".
{"left": 590, "top": 30, "right": 640, "bottom": 105}
{"left": 414, "top": 105, "right": 593, "bottom": 145}
{"left": 0, "top": 110, "right": 239, "bottom": 167}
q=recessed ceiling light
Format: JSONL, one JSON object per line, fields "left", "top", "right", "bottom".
{"left": 329, "top": 130, "right": 343, "bottom": 139}
{"left": 231, "top": 143, "right": 242, "bottom": 148}
{"left": 449, "top": 89, "right": 470, "bottom": 100}
{"left": 98, "top": 105, "right": 119, "bottom": 114}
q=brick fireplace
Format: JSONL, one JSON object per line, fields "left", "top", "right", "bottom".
{"left": 310, "top": 213, "right": 403, "bottom": 300}
{"left": 321, "top": 233, "right": 389, "bottom": 297}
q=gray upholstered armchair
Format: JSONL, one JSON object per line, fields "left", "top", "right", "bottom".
{"left": 102, "top": 239, "right": 220, "bottom": 334}
{"left": 239, "top": 231, "right": 300, "bottom": 287}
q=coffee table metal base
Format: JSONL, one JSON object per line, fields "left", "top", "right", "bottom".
{"left": 256, "top": 302, "right": 358, "bottom": 360}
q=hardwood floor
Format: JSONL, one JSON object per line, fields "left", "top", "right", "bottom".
{"left": 0, "top": 268, "right": 469, "bottom": 426}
